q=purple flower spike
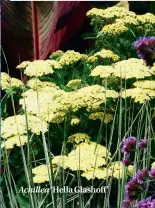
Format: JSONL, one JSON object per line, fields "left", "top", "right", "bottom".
{"left": 121, "top": 137, "right": 137, "bottom": 154}
{"left": 138, "top": 138, "right": 148, "bottom": 149}
{"left": 134, "top": 37, "right": 155, "bottom": 66}
{"left": 149, "top": 168, "right": 155, "bottom": 178}
{"left": 137, "top": 197, "right": 155, "bottom": 208}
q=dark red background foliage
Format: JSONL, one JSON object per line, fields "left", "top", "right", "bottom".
{"left": 1, "top": 2, "right": 90, "bottom": 73}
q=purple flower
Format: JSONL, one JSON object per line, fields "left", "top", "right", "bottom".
{"left": 122, "top": 154, "right": 131, "bottom": 166}
{"left": 136, "top": 168, "right": 148, "bottom": 184}
{"left": 149, "top": 168, "right": 155, "bottom": 178}
{"left": 123, "top": 168, "right": 149, "bottom": 206}
{"left": 122, "top": 198, "right": 133, "bottom": 208}
{"left": 137, "top": 197, "right": 155, "bottom": 208}
{"left": 122, "top": 137, "right": 137, "bottom": 154}
{"left": 138, "top": 139, "right": 148, "bottom": 149}
{"left": 134, "top": 37, "right": 155, "bottom": 66}
{"left": 125, "top": 177, "right": 143, "bottom": 200}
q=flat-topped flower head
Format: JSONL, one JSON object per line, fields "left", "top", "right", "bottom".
{"left": 91, "top": 58, "right": 152, "bottom": 80}
{"left": 32, "top": 164, "right": 56, "bottom": 183}
{"left": 59, "top": 50, "right": 82, "bottom": 66}
{"left": 133, "top": 80, "right": 155, "bottom": 90}
{"left": 94, "top": 49, "right": 120, "bottom": 62}
{"left": 27, "top": 78, "right": 57, "bottom": 90}
{"left": 24, "top": 60, "right": 54, "bottom": 77}
{"left": 1, "top": 72, "right": 23, "bottom": 90}
{"left": 101, "top": 23, "right": 128, "bottom": 36}
{"left": 66, "top": 142, "right": 111, "bottom": 171}
{"left": 1, "top": 135, "right": 28, "bottom": 149}
{"left": 68, "top": 133, "right": 91, "bottom": 144}
{"left": 122, "top": 88, "right": 155, "bottom": 103}
{"left": 1, "top": 115, "right": 48, "bottom": 139}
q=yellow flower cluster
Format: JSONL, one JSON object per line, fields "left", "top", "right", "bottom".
{"left": 133, "top": 80, "right": 155, "bottom": 89}
{"left": 128, "top": 165, "right": 134, "bottom": 177}
{"left": 94, "top": 49, "right": 120, "bottom": 62}
{"left": 90, "top": 65, "right": 114, "bottom": 78}
{"left": 45, "top": 59, "right": 62, "bottom": 70}
{"left": 87, "top": 7, "right": 136, "bottom": 20}
{"left": 32, "top": 156, "right": 67, "bottom": 183}
{"left": 32, "top": 164, "right": 56, "bottom": 184}
{"left": 116, "top": 16, "right": 139, "bottom": 26}
{"left": 27, "top": 78, "right": 57, "bottom": 90}
{"left": 113, "top": 59, "right": 151, "bottom": 79}
{"left": 1, "top": 115, "right": 48, "bottom": 139}
{"left": 52, "top": 155, "right": 68, "bottom": 169}
{"left": 1, "top": 72, "right": 23, "bottom": 90}
{"left": 109, "top": 161, "right": 124, "bottom": 179}
{"left": 70, "top": 116, "right": 80, "bottom": 126}
{"left": 86, "top": 55, "right": 98, "bottom": 63}
{"left": 59, "top": 50, "right": 83, "bottom": 66}
{"left": 68, "top": 133, "right": 91, "bottom": 144}
{"left": 1, "top": 72, "right": 10, "bottom": 90}
{"left": 81, "top": 162, "right": 134, "bottom": 180}
{"left": 66, "top": 79, "right": 82, "bottom": 90}
{"left": 33, "top": 142, "right": 110, "bottom": 174}
{"left": 33, "top": 157, "right": 134, "bottom": 182}
{"left": 89, "top": 112, "right": 113, "bottom": 123}
{"left": 87, "top": 5, "right": 155, "bottom": 36}
{"left": 1, "top": 135, "right": 28, "bottom": 149}
{"left": 65, "top": 142, "right": 111, "bottom": 171}
{"left": 81, "top": 167, "right": 108, "bottom": 180}
{"left": 20, "top": 85, "right": 118, "bottom": 123}
{"left": 16, "top": 61, "right": 31, "bottom": 70}
{"left": 19, "top": 87, "right": 64, "bottom": 122}
{"left": 91, "top": 58, "right": 152, "bottom": 79}
{"left": 24, "top": 60, "right": 54, "bottom": 77}
{"left": 122, "top": 88, "right": 155, "bottom": 103}
{"left": 101, "top": 23, "right": 128, "bottom": 36}
{"left": 137, "top": 13, "right": 155, "bottom": 25}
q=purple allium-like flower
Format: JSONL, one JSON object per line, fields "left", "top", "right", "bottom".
{"left": 121, "top": 137, "right": 137, "bottom": 154}
{"left": 137, "top": 197, "right": 155, "bottom": 208}
{"left": 134, "top": 37, "right": 155, "bottom": 66}
{"left": 149, "top": 168, "right": 155, "bottom": 178}
{"left": 138, "top": 138, "right": 148, "bottom": 149}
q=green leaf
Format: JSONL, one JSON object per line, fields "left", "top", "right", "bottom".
{"left": 16, "top": 195, "right": 31, "bottom": 208}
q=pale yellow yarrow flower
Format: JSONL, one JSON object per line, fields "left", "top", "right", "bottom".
{"left": 1, "top": 135, "right": 28, "bottom": 149}
{"left": 94, "top": 49, "right": 120, "bottom": 62}
{"left": 24, "top": 60, "right": 54, "bottom": 77}
{"left": 68, "top": 133, "right": 91, "bottom": 144}
{"left": 133, "top": 80, "right": 155, "bottom": 90}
